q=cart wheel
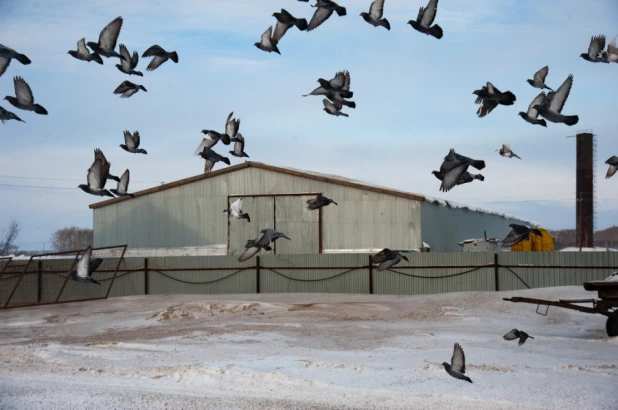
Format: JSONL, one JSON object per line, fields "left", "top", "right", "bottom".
{"left": 607, "top": 316, "right": 618, "bottom": 337}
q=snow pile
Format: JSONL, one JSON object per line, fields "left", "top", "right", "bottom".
{"left": 560, "top": 247, "right": 618, "bottom": 252}
{"left": 604, "top": 272, "right": 618, "bottom": 282}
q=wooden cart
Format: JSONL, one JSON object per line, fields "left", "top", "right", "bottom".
{"left": 503, "top": 280, "right": 618, "bottom": 337}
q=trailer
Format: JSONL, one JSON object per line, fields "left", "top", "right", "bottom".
{"left": 503, "top": 280, "right": 618, "bottom": 337}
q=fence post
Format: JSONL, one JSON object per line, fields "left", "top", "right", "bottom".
{"left": 256, "top": 256, "right": 261, "bottom": 294}
{"left": 37, "top": 260, "right": 43, "bottom": 304}
{"left": 494, "top": 253, "right": 500, "bottom": 292}
{"left": 144, "top": 258, "right": 149, "bottom": 295}
{"left": 368, "top": 255, "right": 374, "bottom": 295}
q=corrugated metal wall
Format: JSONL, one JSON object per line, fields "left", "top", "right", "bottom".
{"left": 420, "top": 202, "right": 532, "bottom": 251}
{"left": 94, "top": 167, "right": 423, "bottom": 252}
{"left": 4, "top": 253, "right": 616, "bottom": 308}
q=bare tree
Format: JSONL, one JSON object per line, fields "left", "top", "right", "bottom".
{"left": 50, "top": 227, "right": 93, "bottom": 252}
{"left": 0, "top": 219, "right": 20, "bottom": 255}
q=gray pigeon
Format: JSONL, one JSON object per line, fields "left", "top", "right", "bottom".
{"left": 526, "top": 66, "right": 553, "bottom": 91}
{"left": 605, "top": 156, "right": 618, "bottom": 179}
{"left": 113, "top": 80, "right": 147, "bottom": 98}
{"left": 518, "top": 92, "right": 547, "bottom": 127}
{"left": 224, "top": 198, "right": 250, "bottom": 222}
{"left": 580, "top": 35, "right": 609, "bottom": 63}
{"left": 120, "top": 130, "right": 147, "bottom": 154}
{"left": 109, "top": 169, "right": 135, "bottom": 198}
{"left": 87, "top": 16, "right": 126, "bottom": 61}
{"left": 67, "top": 38, "right": 103, "bottom": 65}
{"left": 437, "top": 149, "right": 486, "bottom": 192}
{"left": 229, "top": 133, "right": 249, "bottom": 158}
{"left": 408, "top": 0, "right": 443, "bottom": 39}
{"left": 503, "top": 329, "right": 534, "bottom": 346}
{"left": 431, "top": 170, "right": 484, "bottom": 187}
{"left": 532, "top": 74, "right": 579, "bottom": 126}
{"left": 323, "top": 98, "right": 348, "bottom": 117}
{"left": 196, "top": 112, "right": 239, "bottom": 153}
{"left": 442, "top": 343, "right": 472, "bottom": 383}
{"left": 69, "top": 246, "right": 102, "bottom": 285}
{"left": 4, "top": 76, "right": 48, "bottom": 115}
{"left": 307, "top": 0, "right": 347, "bottom": 32}
{"left": 199, "top": 146, "right": 231, "bottom": 173}
{"left": 93, "top": 149, "right": 121, "bottom": 182}
{"left": 496, "top": 142, "right": 521, "bottom": 159}
{"left": 142, "top": 45, "right": 178, "bottom": 71}
{"left": 0, "top": 106, "right": 25, "bottom": 123}
{"left": 254, "top": 26, "right": 281, "bottom": 55}
{"left": 272, "top": 9, "right": 308, "bottom": 42}
{"left": 116, "top": 44, "right": 143, "bottom": 76}
{"left": 0, "top": 44, "right": 32, "bottom": 78}
{"left": 361, "top": 0, "right": 390, "bottom": 30}
{"left": 473, "top": 82, "right": 516, "bottom": 118}
{"left": 306, "top": 194, "right": 338, "bottom": 210}
{"left": 78, "top": 149, "right": 115, "bottom": 197}
{"left": 501, "top": 224, "right": 542, "bottom": 247}
{"left": 238, "top": 229, "right": 291, "bottom": 262}
{"left": 371, "top": 248, "right": 409, "bottom": 271}
{"left": 315, "top": 70, "right": 353, "bottom": 99}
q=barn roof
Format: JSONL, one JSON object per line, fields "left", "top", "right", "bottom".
{"left": 88, "top": 161, "right": 538, "bottom": 226}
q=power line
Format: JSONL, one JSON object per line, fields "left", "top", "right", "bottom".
{"left": 0, "top": 183, "right": 76, "bottom": 190}
{"left": 0, "top": 174, "right": 162, "bottom": 184}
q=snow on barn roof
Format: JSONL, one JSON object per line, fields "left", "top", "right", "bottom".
{"left": 88, "top": 161, "right": 538, "bottom": 225}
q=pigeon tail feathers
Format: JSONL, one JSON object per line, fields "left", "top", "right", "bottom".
{"left": 169, "top": 51, "right": 179, "bottom": 63}
{"left": 380, "top": 19, "right": 391, "bottom": 30}
{"left": 15, "top": 53, "right": 32, "bottom": 65}
{"left": 33, "top": 104, "right": 48, "bottom": 115}
{"left": 295, "top": 18, "right": 308, "bottom": 31}
{"left": 335, "top": 6, "right": 347, "bottom": 16}
{"left": 429, "top": 24, "right": 443, "bottom": 39}
{"left": 563, "top": 115, "right": 579, "bottom": 126}
{"left": 471, "top": 160, "right": 486, "bottom": 170}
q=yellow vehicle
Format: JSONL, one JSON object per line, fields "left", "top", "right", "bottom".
{"left": 510, "top": 227, "right": 554, "bottom": 251}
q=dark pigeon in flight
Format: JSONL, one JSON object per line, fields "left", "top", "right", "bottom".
{"left": 361, "top": 0, "right": 391, "bottom": 30}
{"left": 78, "top": 149, "right": 115, "bottom": 197}
{"left": 532, "top": 74, "right": 579, "bottom": 126}
{"left": 0, "top": 44, "right": 31, "bottom": 78}
{"left": 0, "top": 106, "right": 25, "bottom": 123}
{"left": 503, "top": 329, "right": 534, "bottom": 346}
{"left": 432, "top": 170, "right": 484, "bottom": 187}
{"left": 69, "top": 246, "right": 102, "bottom": 285}
{"left": 306, "top": 0, "right": 347, "bottom": 32}
{"left": 437, "top": 149, "right": 485, "bottom": 192}
{"left": 120, "top": 130, "right": 147, "bottom": 154}
{"left": 605, "top": 156, "right": 618, "bottom": 179}
{"left": 116, "top": 44, "right": 143, "bottom": 76}
{"left": 238, "top": 229, "right": 291, "bottom": 262}
{"left": 272, "top": 9, "right": 308, "bottom": 42}
{"left": 526, "top": 66, "right": 552, "bottom": 91}
{"left": 501, "top": 224, "right": 542, "bottom": 247}
{"left": 142, "top": 45, "right": 178, "bottom": 71}
{"left": 4, "top": 76, "right": 48, "bottom": 115}
{"left": 408, "top": 0, "right": 443, "bottom": 39}
{"left": 442, "top": 343, "right": 472, "bottom": 383}
{"left": 229, "top": 133, "right": 249, "bottom": 158}
{"left": 87, "top": 16, "right": 126, "bottom": 61}
{"left": 518, "top": 92, "right": 547, "bottom": 127}
{"left": 199, "top": 146, "right": 231, "bottom": 173}
{"left": 580, "top": 35, "right": 609, "bottom": 63}
{"left": 306, "top": 194, "right": 338, "bottom": 210}
{"left": 68, "top": 38, "right": 103, "bottom": 65}
{"left": 113, "top": 81, "right": 147, "bottom": 98}
{"left": 371, "top": 248, "right": 409, "bottom": 271}
{"left": 255, "top": 26, "right": 281, "bottom": 55}
{"left": 473, "top": 82, "right": 516, "bottom": 118}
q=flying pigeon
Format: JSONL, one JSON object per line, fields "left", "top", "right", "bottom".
{"left": 68, "top": 38, "right": 103, "bottom": 65}
{"left": 361, "top": 0, "right": 390, "bottom": 30}
{"left": 0, "top": 44, "right": 31, "bottom": 78}
{"left": 229, "top": 133, "right": 249, "bottom": 158}
{"left": 371, "top": 248, "right": 409, "bottom": 271}
{"left": 116, "top": 44, "right": 143, "bottom": 76}
{"left": 518, "top": 92, "right": 548, "bottom": 127}
{"left": 503, "top": 329, "right": 534, "bottom": 346}
{"left": 109, "top": 169, "right": 135, "bottom": 198}
{"left": 496, "top": 142, "right": 521, "bottom": 159}
{"left": 0, "top": 106, "right": 25, "bottom": 123}
{"left": 526, "top": 66, "right": 553, "bottom": 91}
{"left": 605, "top": 36, "right": 618, "bottom": 63}
{"left": 408, "top": 0, "right": 443, "bottom": 39}
{"left": 224, "top": 198, "right": 251, "bottom": 222}
{"left": 532, "top": 74, "right": 579, "bottom": 126}
{"left": 238, "top": 229, "right": 291, "bottom": 262}
{"left": 501, "top": 224, "right": 543, "bottom": 247}
{"left": 323, "top": 98, "right": 348, "bottom": 117}
{"left": 306, "top": 194, "right": 338, "bottom": 210}
{"left": 326, "top": 92, "right": 356, "bottom": 109}
{"left": 437, "top": 149, "right": 486, "bottom": 192}
{"left": 431, "top": 170, "right": 484, "bottom": 187}
{"left": 605, "top": 156, "right": 618, "bottom": 179}
{"left": 315, "top": 70, "right": 353, "bottom": 99}
{"left": 580, "top": 35, "right": 609, "bottom": 63}
{"left": 199, "top": 146, "right": 231, "bottom": 173}
{"left": 87, "top": 16, "right": 125, "bottom": 61}
{"left": 196, "top": 112, "right": 239, "bottom": 152}
{"left": 442, "top": 343, "right": 473, "bottom": 383}
{"left": 307, "top": 0, "right": 347, "bottom": 32}
{"left": 69, "top": 246, "right": 102, "bottom": 285}
{"left": 141, "top": 45, "right": 178, "bottom": 71}
{"left": 78, "top": 149, "right": 115, "bottom": 197}
{"left": 113, "top": 80, "right": 147, "bottom": 98}
{"left": 4, "top": 76, "right": 48, "bottom": 115}
{"left": 255, "top": 26, "right": 281, "bottom": 55}
{"left": 472, "top": 82, "right": 516, "bottom": 118}
{"left": 93, "top": 149, "right": 121, "bottom": 182}
{"left": 120, "top": 130, "right": 147, "bottom": 154}
{"left": 272, "top": 9, "right": 308, "bottom": 42}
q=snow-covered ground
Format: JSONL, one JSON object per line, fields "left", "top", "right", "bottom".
{"left": 0, "top": 287, "right": 616, "bottom": 410}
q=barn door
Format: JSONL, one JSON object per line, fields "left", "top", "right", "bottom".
{"left": 228, "top": 196, "right": 274, "bottom": 257}
{"left": 274, "top": 195, "right": 320, "bottom": 254}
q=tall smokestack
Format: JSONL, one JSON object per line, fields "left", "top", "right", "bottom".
{"left": 576, "top": 132, "right": 594, "bottom": 248}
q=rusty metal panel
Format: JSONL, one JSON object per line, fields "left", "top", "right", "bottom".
{"left": 228, "top": 196, "right": 274, "bottom": 257}
{"left": 274, "top": 195, "right": 319, "bottom": 255}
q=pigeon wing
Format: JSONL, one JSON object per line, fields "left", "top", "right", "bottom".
{"left": 450, "top": 343, "right": 466, "bottom": 373}
{"left": 76, "top": 247, "right": 92, "bottom": 279}
{"left": 503, "top": 329, "right": 519, "bottom": 341}
{"left": 477, "top": 100, "right": 498, "bottom": 118}
{"left": 272, "top": 21, "right": 291, "bottom": 42}
{"left": 329, "top": 71, "right": 346, "bottom": 89}
{"left": 371, "top": 248, "right": 394, "bottom": 265}
{"left": 322, "top": 98, "right": 339, "bottom": 112}
{"left": 526, "top": 92, "right": 546, "bottom": 117}
{"left": 118, "top": 44, "right": 131, "bottom": 69}
{"left": 231, "top": 198, "right": 243, "bottom": 213}
{"left": 0, "top": 57, "right": 9, "bottom": 77}
{"left": 146, "top": 56, "right": 166, "bottom": 71}
{"left": 88, "top": 258, "right": 103, "bottom": 275}
{"left": 342, "top": 70, "right": 351, "bottom": 91}
{"left": 131, "top": 51, "right": 139, "bottom": 69}
{"left": 76, "top": 38, "right": 90, "bottom": 55}
{"left": 238, "top": 245, "right": 261, "bottom": 262}
{"left": 225, "top": 114, "right": 240, "bottom": 138}
{"left": 588, "top": 35, "right": 605, "bottom": 58}
{"left": 87, "top": 159, "right": 104, "bottom": 190}
{"left": 501, "top": 230, "right": 527, "bottom": 247}
{"left": 204, "top": 159, "right": 215, "bottom": 173}
{"left": 117, "top": 169, "right": 130, "bottom": 194}
{"left": 123, "top": 131, "right": 136, "bottom": 150}
{"left": 13, "top": 76, "right": 34, "bottom": 104}
{"left": 369, "top": 0, "right": 385, "bottom": 20}
{"left": 260, "top": 26, "right": 274, "bottom": 47}
{"left": 548, "top": 74, "right": 573, "bottom": 114}
{"left": 608, "top": 36, "right": 618, "bottom": 55}
{"left": 194, "top": 138, "right": 218, "bottom": 155}
{"left": 142, "top": 45, "right": 166, "bottom": 57}
{"left": 99, "top": 16, "right": 123, "bottom": 50}
{"left": 113, "top": 81, "right": 131, "bottom": 94}
{"left": 420, "top": 0, "right": 439, "bottom": 27}
{"left": 133, "top": 131, "right": 141, "bottom": 148}
{"left": 440, "top": 165, "right": 467, "bottom": 192}
{"left": 233, "top": 133, "right": 245, "bottom": 153}
{"left": 307, "top": 7, "right": 334, "bottom": 31}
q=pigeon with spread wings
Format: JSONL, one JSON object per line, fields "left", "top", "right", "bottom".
{"left": 116, "top": 44, "right": 143, "bottom": 76}
{"left": 254, "top": 26, "right": 281, "bottom": 55}
{"left": 580, "top": 35, "right": 609, "bottom": 63}
{"left": 323, "top": 98, "right": 348, "bottom": 117}
{"left": 501, "top": 224, "right": 542, "bottom": 247}
{"left": 142, "top": 45, "right": 178, "bottom": 71}
{"left": 408, "top": 0, "right": 443, "bottom": 39}
{"left": 199, "top": 146, "right": 231, "bottom": 173}
{"left": 78, "top": 149, "right": 115, "bottom": 197}
{"left": 307, "top": 0, "right": 347, "bottom": 32}
{"left": 87, "top": 16, "right": 125, "bottom": 61}
{"left": 361, "top": 0, "right": 391, "bottom": 30}
{"left": 503, "top": 329, "right": 534, "bottom": 346}
{"left": 496, "top": 142, "right": 521, "bottom": 159}
{"left": 306, "top": 194, "right": 338, "bottom": 210}
{"left": 229, "top": 133, "right": 249, "bottom": 158}
{"left": 113, "top": 80, "right": 147, "bottom": 98}
{"left": 69, "top": 246, "right": 102, "bottom": 285}
{"left": 0, "top": 44, "right": 31, "bottom": 78}
{"left": 120, "top": 130, "right": 147, "bottom": 154}
{"left": 238, "top": 229, "right": 291, "bottom": 262}
{"left": 272, "top": 9, "right": 308, "bottom": 42}
{"left": 526, "top": 66, "right": 552, "bottom": 91}
{"left": 518, "top": 92, "right": 547, "bottom": 127}
{"left": 605, "top": 156, "right": 618, "bottom": 179}
{"left": 473, "top": 82, "right": 516, "bottom": 118}
{"left": 442, "top": 343, "right": 472, "bottom": 383}
{"left": 532, "top": 74, "right": 579, "bottom": 126}
{"left": 224, "top": 198, "right": 251, "bottom": 222}
{"left": 4, "top": 76, "right": 48, "bottom": 115}
{"left": 110, "top": 169, "right": 136, "bottom": 198}
{"left": 68, "top": 38, "right": 103, "bottom": 65}
{"left": 371, "top": 248, "right": 409, "bottom": 271}
{"left": 437, "top": 149, "right": 485, "bottom": 192}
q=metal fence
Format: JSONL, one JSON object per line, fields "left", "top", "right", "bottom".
{"left": 1, "top": 251, "right": 617, "bottom": 309}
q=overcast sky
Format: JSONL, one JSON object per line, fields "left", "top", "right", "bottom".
{"left": 1, "top": 0, "right": 618, "bottom": 250}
